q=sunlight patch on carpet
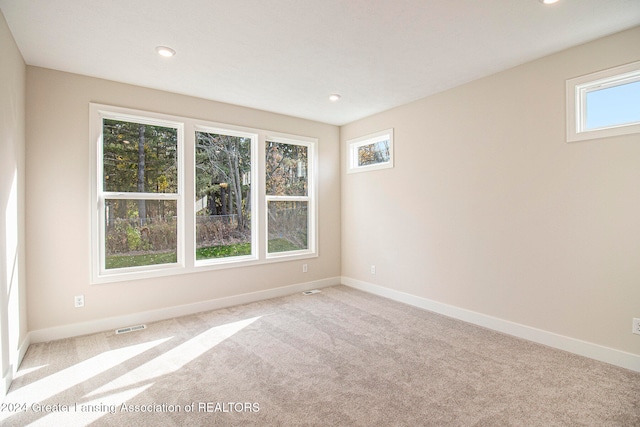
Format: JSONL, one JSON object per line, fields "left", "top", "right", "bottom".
{"left": 12, "top": 364, "right": 47, "bottom": 379}
{"left": 86, "top": 316, "right": 261, "bottom": 397}
{"left": 0, "top": 337, "right": 170, "bottom": 422}
{"left": 27, "top": 384, "right": 153, "bottom": 427}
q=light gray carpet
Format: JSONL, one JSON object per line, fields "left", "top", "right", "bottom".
{"left": 3, "top": 285, "right": 639, "bottom": 426}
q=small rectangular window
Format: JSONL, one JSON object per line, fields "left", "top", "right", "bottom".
{"left": 347, "top": 129, "right": 394, "bottom": 173}
{"left": 567, "top": 61, "right": 640, "bottom": 142}
{"left": 584, "top": 80, "right": 640, "bottom": 130}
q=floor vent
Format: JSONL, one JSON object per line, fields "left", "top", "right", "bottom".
{"left": 115, "top": 324, "right": 147, "bottom": 335}
{"left": 302, "top": 289, "right": 322, "bottom": 295}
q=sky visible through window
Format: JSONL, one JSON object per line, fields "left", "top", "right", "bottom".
{"left": 585, "top": 80, "right": 640, "bottom": 129}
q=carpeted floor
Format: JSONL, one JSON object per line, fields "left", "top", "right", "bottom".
{"left": 2, "top": 285, "right": 639, "bottom": 426}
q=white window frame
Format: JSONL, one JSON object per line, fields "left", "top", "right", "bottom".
{"left": 193, "top": 124, "right": 259, "bottom": 267}
{"left": 347, "top": 128, "right": 394, "bottom": 173}
{"left": 91, "top": 104, "right": 318, "bottom": 284}
{"left": 566, "top": 60, "right": 640, "bottom": 142}
{"left": 90, "top": 104, "right": 185, "bottom": 284}
{"left": 265, "top": 134, "right": 318, "bottom": 260}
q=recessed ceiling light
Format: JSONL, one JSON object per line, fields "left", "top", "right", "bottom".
{"left": 539, "top": 0, "right": 559, "bottom": 4}
{"left": 155, "top": 46, "right": 176, "bottom": 57}
{"left": 329, "top": 94, "right": 341, "bottom": 102}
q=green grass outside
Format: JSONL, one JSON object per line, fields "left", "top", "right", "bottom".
{"left": 268, "top": 238, "right": 304, "bottom": 253}
{"left": 106, "top": 241, "right": 252, "bottom": 269}
{"left": 106, "top": 239, "right": 303, "bottom": 269}
{"left": 106, "top": 251, "right": 177, "bottom": 269}
{"left": 196, "top": 242, "right": 251, "bottom": 260}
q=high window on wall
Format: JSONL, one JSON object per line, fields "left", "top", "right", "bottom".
{"left": 347, "top": 128, "right": 394, "bottom": 173}
{"left": 91, "top": 104, "right": 316, "bottom": 284}
{"left": 566, "top": 60, "right": 640, "bottom": 142}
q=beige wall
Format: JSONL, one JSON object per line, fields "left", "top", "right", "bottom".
{"left": 12, "top": 18, "right": 640, "bottom": 362}
{"left": 0, "top": 10, "right": 27, "bottom": 391}
{"left": 341, "top": 27, "right": 640, "bottom": 355}
{"left": 25, "top": 67, "right": 341, "bottom": 332}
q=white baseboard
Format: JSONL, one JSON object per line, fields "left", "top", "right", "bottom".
{"left": 25, "top": 276, "right": 640, "bottom": 372}
{"left": 29, "top": 277, "right": 341, "bottom": 344}
{"left": 342, "top": 276, "right": 640, "bottom": 373}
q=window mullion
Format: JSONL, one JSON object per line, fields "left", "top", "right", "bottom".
{"left": 92, "top": 103, "right": 317, "bottom": 284}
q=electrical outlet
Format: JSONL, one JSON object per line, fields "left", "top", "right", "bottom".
{"left": 633, "top": 318, "right": 640, "bottom": 335}
{"left": 302, "top": 263, "right": 308, "bottom": 273}
{"left": 370, "top": 265, "right": 376, "bottom": 274}
{"left": 74, "top": 295, "right": 84, "bottom": 308}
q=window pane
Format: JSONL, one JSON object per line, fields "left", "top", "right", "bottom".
{"left": 585, "top": 80, "right": 640, "bottom": 130}
{"left": 104, "top": 199, "right": 177, "bottom": 269}
{"left": 266, "top": 141, "right": 307, "bottom": 196}
{"left": 358, "top": 139, "right": 390, "bottom": 167}
{"left": 103, "top": 119, "right": 178, "bottom": 193}
{"left": 268, "top": 201, "right": 308, "bottom": 253}
{"left": 195, "top": 131, "right": 252, "bottom": 260}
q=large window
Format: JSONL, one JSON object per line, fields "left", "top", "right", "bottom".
{"left": 91, "top": 104, "right": 316, "bottom": 283}
{"left": 266, "top": 138, "right": 315, "bottom": 256}
{"left": 195, "top": 127, "right": 256, "bottom": 263}
{"left": 93, "top": 110, "right": 184, "bottom": 280}
{"left": 566, "top": 61, "right": 640, "bottom": 142}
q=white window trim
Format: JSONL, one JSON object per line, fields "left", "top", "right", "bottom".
{"left": 347, "top": 128, "right": 394, "bottom": 173}
{"left": 265, "top": 134, "right": 318, "bottom": 260}
{"left": 566, "top": 60, "right": 640, "bottom": 142}
{"left": 90, "top": 104, "right": 185, "bottom": 284}
{"left": 193, "top": 124, "right": 259, "bottom": 268}
{"left": 90, "top": 104, "right": 318, "bottom": 284}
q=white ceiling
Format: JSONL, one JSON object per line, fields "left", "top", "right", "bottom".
{"left": 1, "top": 0, "right": 639, "bottom": 125}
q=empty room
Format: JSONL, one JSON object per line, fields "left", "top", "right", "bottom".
{"left": 1, "top": 0, "right": 639, "bottom": 425}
